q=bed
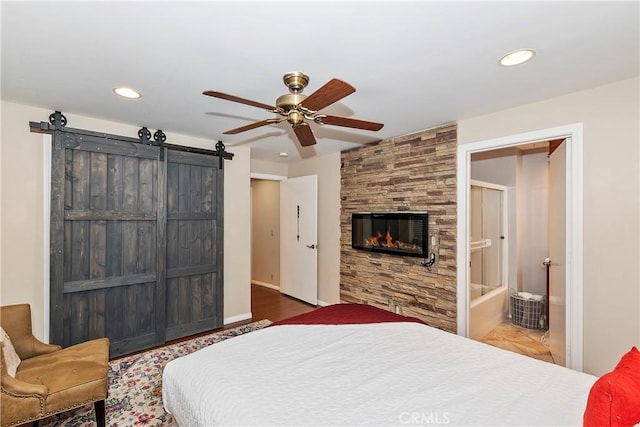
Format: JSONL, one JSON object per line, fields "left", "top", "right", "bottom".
{"left": 162, "top": 303, "right": 598, "bottom": 426}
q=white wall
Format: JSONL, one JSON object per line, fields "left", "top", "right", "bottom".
{"left": 519, "top": 151, "right": 549, "bottom": 297}
{"left": 251, "top": 158, "right": 288, "bottom": 176}
{"left": 471, "top": 147, "right": 518, "bottom": 186}
{"left": 459, "top": 77, "right": 640, "bottom": 376}
{"left": 223, "top": 145, "right": 252, "bottom": 322}
{"left": 0, "top": 101, "right": 252, "bottom": 339}
{"left": 288, "top": 152, "right": 341, "bottom": 305}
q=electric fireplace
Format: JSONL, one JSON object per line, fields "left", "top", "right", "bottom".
{"left": 351, "top": 212, "right": 428, "bottom": 258}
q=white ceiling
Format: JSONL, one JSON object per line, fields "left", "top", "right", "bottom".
{"left": 2, "top": 1, "right": 638, "bottom": 163}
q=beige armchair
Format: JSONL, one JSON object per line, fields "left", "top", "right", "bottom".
{"left": 0, "top": 304, "right": 109, "bottom": 427}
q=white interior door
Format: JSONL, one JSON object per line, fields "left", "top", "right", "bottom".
{"left": 548, "top": 141, "right": 567, "bottom": 366}
{"left": 280, "top": 175, "right": 318, "bottom": 305}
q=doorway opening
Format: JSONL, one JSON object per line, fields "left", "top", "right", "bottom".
{"left": 249, "top": 172, "right": 319, "bottom": 310}
{"left": 457, "top": 123, "right": 584, "bottom": 371}
{"left": 250, "top": 177, "right": 283, "bottom": 291}
{"left": 250, "top": 173, "right": 286, "bottom": 319}
{"left": 468, "top": 145, "right": 557, "bottom": 365}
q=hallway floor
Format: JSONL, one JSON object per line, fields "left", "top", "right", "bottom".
{"left": 479, "top": 321, "right": 555, "bottom": 364}
{"left": 250, "top": 283, "right": 317, "bottom": 323}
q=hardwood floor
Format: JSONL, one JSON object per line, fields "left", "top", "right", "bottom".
{"left": 249, "top": 283, "right": 317, "bottom": 323}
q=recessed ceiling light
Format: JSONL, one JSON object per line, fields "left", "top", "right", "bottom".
{"left": 113, "top": 86, "right": 142, "bottom": 99}
{"left": 499, "top": 49, "right": 536, "bottom": 67}
{"left": 279, "top": 152, "right": 289, "bottom": 158}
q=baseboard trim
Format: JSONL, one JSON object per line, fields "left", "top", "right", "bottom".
{"left": 251, "top": 280, "right": 280, "bottom": 291}
{"left": 317, "top": 300, "right": 331, "bottom": 307}
{"left": 224, "top": 312, "right": 252, "bottom": 325}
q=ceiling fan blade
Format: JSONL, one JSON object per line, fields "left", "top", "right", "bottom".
{"left": 293, "top": 123, "right": 317, "bottom": 147}
{"left": 203, "top": 91, "right": 276, "bottom": 111}
{"left": 320, "top": 115, "right": 384, "bottom": 131}
{"left": 300, "top": 79, "right": 355, "bottom": 112}
{"left": 223, "top": 118, "right": 282, "bottom": 135}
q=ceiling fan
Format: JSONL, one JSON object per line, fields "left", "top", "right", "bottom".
{"left": 203, "top": 72, "right": 384, "bottom": 147}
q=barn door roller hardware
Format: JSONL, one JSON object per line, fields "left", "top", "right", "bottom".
{"left": 29, "top": 111, "right": 234, "bottom": 169}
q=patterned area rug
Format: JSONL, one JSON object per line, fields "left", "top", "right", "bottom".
{"left": 40, "top": 320, "right": 272, "bottom": 427}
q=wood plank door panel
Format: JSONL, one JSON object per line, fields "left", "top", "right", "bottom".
{"left": 165, "top": 151, "right": 223, "bottom": 341}
{"left": 52, "top": 132, "right": 165, "bottom": 357}
{"left": 49, "top": 125, "right": 223, "bottom": 357}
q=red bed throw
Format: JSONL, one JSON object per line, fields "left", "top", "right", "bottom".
{"left": 271, "top": 303, "right": 425, "bottom": 326}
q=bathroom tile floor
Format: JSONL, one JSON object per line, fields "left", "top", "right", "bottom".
{"left": 479, "top": 321, "right": 555, "bottom": 364}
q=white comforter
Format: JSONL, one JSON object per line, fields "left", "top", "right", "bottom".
{"left": 162, "top": 322, "right": 596, "bottom": 426}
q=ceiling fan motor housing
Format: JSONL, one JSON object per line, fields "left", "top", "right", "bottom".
{"left": 276, "top": 93, "right": 307, "bottom": 110}
{"left": 276, "top": 93, "right": 308, "bottom": 125}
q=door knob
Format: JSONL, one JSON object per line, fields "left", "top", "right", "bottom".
{"left": 306, "top": 244, "right": 317, "bottom": 249}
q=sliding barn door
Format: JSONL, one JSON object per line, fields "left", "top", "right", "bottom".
{"left": 49, "top": 124, "right": 225, "bottom": 357}
{"left": 50, "top": 132, "right": 166, "bottom": 356}
{"left": 165, "top": 151, "right": 224, "bottom": 340}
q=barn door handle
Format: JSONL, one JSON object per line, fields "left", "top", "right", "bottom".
{"left": 306, "top": 244, "right": 317, "bottom": 249}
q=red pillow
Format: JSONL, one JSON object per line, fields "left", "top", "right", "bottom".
{"left": 584, "top": 346, "right": 640, "bottom": 426}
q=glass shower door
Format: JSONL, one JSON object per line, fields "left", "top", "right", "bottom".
{"left": 470, "top": 184, "right": 504, "bottom": 300}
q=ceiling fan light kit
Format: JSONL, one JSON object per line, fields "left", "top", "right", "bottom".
{"left": 203, "top": 71, "right": 384, "bottom": 147}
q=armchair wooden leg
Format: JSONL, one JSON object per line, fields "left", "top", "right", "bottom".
{"left": 94, "top": 399, "right": 106, "bottom": 427}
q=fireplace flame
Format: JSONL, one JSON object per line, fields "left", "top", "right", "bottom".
{"left": 385, "top": 229, "right": 393, "bottom": 247}
{"left": 365, "top": 231, "right": 384, "bottom": 247}
{"left": 365, "top": 227, "right": 418, "bottom": 251}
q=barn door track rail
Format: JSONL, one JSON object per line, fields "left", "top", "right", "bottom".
{"left": 29, "top": 110, "right": 234, "bottom": 169}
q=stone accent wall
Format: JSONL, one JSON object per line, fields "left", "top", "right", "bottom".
{"left": 340, "top": 123, "right": 457, "bottom": 332}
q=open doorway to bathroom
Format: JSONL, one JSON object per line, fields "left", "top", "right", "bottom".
{"left": 457, "top": 124, "right": 584, "bottom": 371}
{"left": 468, "top": 144, "right": 557, "bottom": 364}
